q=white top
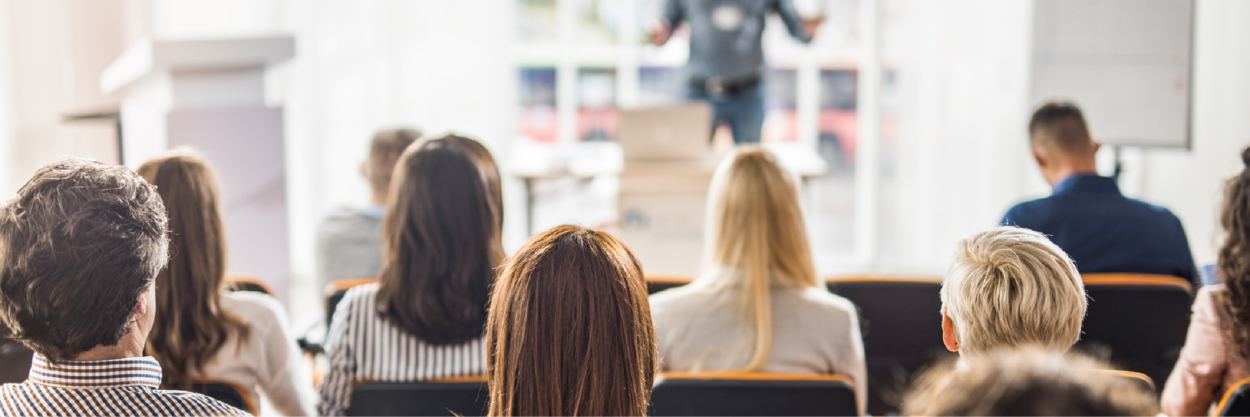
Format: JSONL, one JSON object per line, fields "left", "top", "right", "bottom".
{"left": 650, "top": 268, "right": 867, "bottom": 414}
{"left": 317, "top": 283, "right": 486, "bottom": 416}
{"left": 190, "top": 291, "right": 318, "bottom": 416}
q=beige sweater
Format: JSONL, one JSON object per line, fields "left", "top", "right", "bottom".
{"left": 649, "top": 268, "right": 867, "bottom": 415}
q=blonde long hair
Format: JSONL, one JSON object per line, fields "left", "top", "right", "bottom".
{"left": 701, "top": 147, "right": 819, "bottom": 371}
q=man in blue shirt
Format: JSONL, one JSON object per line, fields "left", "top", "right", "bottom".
{"left": 649, "top": 0, "right": 823, "bottom": 144}
{"left": 1002, "top": 102, "right": 1199, "bottom": 286}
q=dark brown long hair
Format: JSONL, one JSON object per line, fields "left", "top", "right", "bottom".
{"left": 375, "top": 135, "right": 504, "bottom": 344}
{"left": 1218, "top": 146, "right": 1250, "bottom": 358}
{"left": 485, "top": 225, "right": 657, "bottom": 417}
{"left": 136, "top": 149, "right": 248, "bottom": 390}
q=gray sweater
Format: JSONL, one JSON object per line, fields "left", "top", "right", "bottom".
{"left": 650, "top": 268, "right": 867, "bottom": 414}
{"left": 315, "top": 205, "right": 385, "bottom": 289}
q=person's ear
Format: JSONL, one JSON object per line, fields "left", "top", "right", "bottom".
{"left": 360, "top": 162, "right": 369, "bottom": 180}
{"left": 1091, "top": 141, "right": 1102, "bottom": 154}
{"left": 1033, "top": 148, "right": 1048, "bottom": 170}
{"left": 942, "top": 314, "right": 960, "bottom": 352}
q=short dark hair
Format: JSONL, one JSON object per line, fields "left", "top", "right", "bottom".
{"left": 0, "top": 158, "right": 169, "bottom": 360}
{"left": 1028, "top": 101, "right": 1094, "bottom": 154}
{"left": 368, "top": 128, "right": 422, "bottom": 195}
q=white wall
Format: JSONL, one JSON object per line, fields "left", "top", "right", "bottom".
{"left": 880, "top": 0, "right": 1039, "bottom": 272}
{"left": 1136, "top": 0, "right": 1250, "bottom": 266}
{"left": 0, "top": 0, "right": 145, "bottom": 197}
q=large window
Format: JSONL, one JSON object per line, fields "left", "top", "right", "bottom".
{"left": 513, "top": 0, "right": 866, "bottom": 273}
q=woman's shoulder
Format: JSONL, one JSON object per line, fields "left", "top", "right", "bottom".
{"left": 220, "top": 291, "right": 289, "bottom": 329}
{"left": 793, "top": 286, "right": 858, "bottom": 316}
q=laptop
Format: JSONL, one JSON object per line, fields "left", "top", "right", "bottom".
{"left": 618, "top": 103, "right": 713, "bottom": 161}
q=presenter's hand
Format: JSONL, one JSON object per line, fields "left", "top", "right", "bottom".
{"left": 800, "top": 15, "right": 826, "bottom": 40}
{"left": 648, "top": 20, "right": 673, "bottom": 45}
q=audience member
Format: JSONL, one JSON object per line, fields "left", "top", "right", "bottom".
{"left": 318, "top": 135, "right": 503, "bottom": 416}
{"left": 648, "top": 147, "right": 867, "bottom": 413}
{"left": 485, "top": 225, "right": 656, "bottom": 416}
{"left": 941, "top": 226, "right": 1087, "bottom": 357}
{"left": 1003, "top": 101, "right": 1198, "bottom": 286}
{"left": 137, "top": 150, "right": 316, "bottom": 416}
{"left": 0, "top": 159, "right": 249, "bottom": 416}
{"left": 902, "top": 348, "right": 1160, "bottom": 416}
{"left": 1161, "top": 146, "right": 1250, "bottom": 416}
{"left": 315, "top": 128, "right": 421, "bottom": 288}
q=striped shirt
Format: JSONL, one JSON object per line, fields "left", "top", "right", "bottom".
{"left": 317, "top": 283, "right": 485, "bottom": 416}
{"left": 0, "top": 354, "right": 250, "bottom": 416}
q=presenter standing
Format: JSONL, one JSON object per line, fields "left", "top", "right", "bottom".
{"left": 650, "top": 0, "right": 824, "bottom": 144}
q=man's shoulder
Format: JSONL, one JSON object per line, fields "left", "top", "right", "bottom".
{"left": 1003, "top": 196, "right": 1056, "bottom": 226}
{"left": 145, "top": 388, "right": 254, "bottom": 416}
{"left": 320, "top": 206, "right": 383, "bottom": 227}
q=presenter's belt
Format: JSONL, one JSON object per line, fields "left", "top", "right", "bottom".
{"left": 690, "top": 73, "right": 762, "bottom": 99}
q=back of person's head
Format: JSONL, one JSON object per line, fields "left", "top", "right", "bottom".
{"left": 901, "top": 348, "right": 1160, "bottom": 416}
{"left": 0, "top": 158, "right": 168, "bottom": 360}
{"left": 1218, "top": 146, "right": 1250, "bottom": 359}
{"left": 485, "top": 225, "right": 656, "bottom": 416}
{"left": 136, "top": 149, "right": 248, "bottom": 389}
{"left": 376, "top": 134, "right": 503, "bottom": 344}
{"left": 1028, "top": 101, "right": 1096, "bottom": 156}
{"left": 367, "top": 128, "right": 422, "bottom": 196}
{"left": 702, "top": 147, "right": 818, "bottom": 370}
{"left": 941, "top": 226, "right": 1086, "bottom": 357}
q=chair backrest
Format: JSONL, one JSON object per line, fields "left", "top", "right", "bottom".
{"left": 824, "top": 275, "right": 949, "bottom": 416}
{"left": 1078, "top": 273, "right": 1192, "bottom": 392}
{"left": 191, "top": 380, "right": 257, "bottom": 415}
{"left": 225, "top": 273, "right": 272, "bottom": 295}
{"left": 1098, "top": 369, "right": 1155, "bottom": 393}
{"left": 649, "top": 372, "right": 858, "bottom": 416}
{"left": 0, "top": 324, "right": 33, "bottom": 384}
{"left": 324, "top": 278, "right": 379, "bottom": 321}
{"left": 349, "top": 376, "right": 489, "bottom": 417}
{"left": 646, "top": 274, "right": 693, "bottom": 295}
{"left": 1218, "top": 377, "right": 1250, "bottom": 416}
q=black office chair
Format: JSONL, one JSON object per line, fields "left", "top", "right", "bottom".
{"left": 646, "top": 274, "right": 692, "bottom": 295}
{"left": 1218, "top": 378, "right": 1250, "bottom": 416}
{"left": 649, "top": 372, "right": 858, "bottom": 416}
{"left": 349, "top": 377, "right": 489, "bottom": 416}
{"left": 0, "top": 324, "right": 33, "bottom": 384}
{"left": 225, "top": 274, "right": 272, "bottom": 295}
{"left": 1077, "top": 274, "right": 1192, "bottom": 392}
{"left": 191, "top": 380, "right": 256, "bottom": 415}
{"left": 825, "top": 275, "right": 951, "bottom": 416}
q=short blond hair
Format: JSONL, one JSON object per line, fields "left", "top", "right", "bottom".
{"left": 940, "top": 226, "right": 1086, "bottom": 356}
{"left": 902, "top": 347, "right": 1159, "bottom": 416}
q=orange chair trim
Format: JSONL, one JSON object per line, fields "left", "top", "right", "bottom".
{"left": 225, "top": 274, "right": 273, "bottom": 295}
{"left": 191, "top": 378, "right": 257, "bottom": 415}
{"left": 656, "top": 372, "right": 854, "bottom": 385}
{"left": 825, "top": 275, "right": 943, "bottom": 285}
{"left": 324, "top": 278, "right": 378, "bottom": 295}
{"left": 1217, "top": 377, "right": 1250, "bottom": 415}
{"left": 350, "top": 375, "right": 488, "bottom": 389}
{"left": 646, "top": 275, "right": 694, "bottom": 285}
{"left": 1081, "top": 273, "right": 1192, "bottom": 292}
{"left": 1098, "top": 369, "right": 1155, "bottom": 391}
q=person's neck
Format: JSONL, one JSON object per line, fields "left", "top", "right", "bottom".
{"left": 370, "top": 191, "right": 387, "bottom": 206}
{"left": 1049, "top": 158, "right": 1099, "bottom": 187}
{"left": 72, "top": 328, "right": 145, "bottom": 362}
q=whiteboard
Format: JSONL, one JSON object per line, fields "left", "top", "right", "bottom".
{"left": 1030, "top": 0, "right": 1194, "bottom": 148}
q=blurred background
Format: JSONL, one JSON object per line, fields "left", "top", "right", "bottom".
{"left": 0, "top": 0, "right": 1247, "bottom": 323}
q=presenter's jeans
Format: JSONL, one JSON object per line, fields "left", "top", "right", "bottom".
{"left": 686, "top": 83, "right": 765, "bottom": 144}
